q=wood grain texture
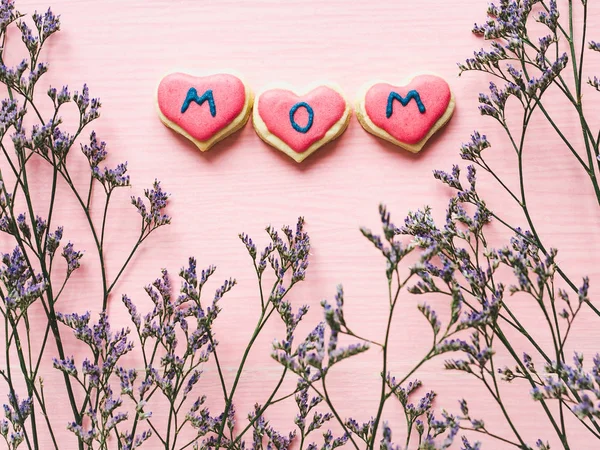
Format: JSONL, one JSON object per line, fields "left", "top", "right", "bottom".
{"left": 1, "top": 0, "right": 600, "bottom": 448}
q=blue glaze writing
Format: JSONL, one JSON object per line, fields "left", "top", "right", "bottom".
{"left": 386, "top": 90, "right": 426, "bottom": 117}
{"left": 181, "top": 87, "right": 217, "bottom": 116}
{"left": 289, "top": 102, "right": 314, "bottom": 133}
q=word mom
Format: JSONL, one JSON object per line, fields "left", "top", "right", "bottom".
{"left": 156, "top": 73, "right": 454, "bottom": 161}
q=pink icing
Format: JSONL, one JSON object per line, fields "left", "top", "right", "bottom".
{"left": 364, "top": 75, "right": 451, "bottom": 145}
{"left": 257, "top": 86, "right": 346, "bottom": 153}
{"left": 157, "top": 73, "right": 246, "bottom": 142}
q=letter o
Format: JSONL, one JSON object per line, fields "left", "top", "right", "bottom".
{"left": 289, "top": 102, "right": 314, "bottom": 134}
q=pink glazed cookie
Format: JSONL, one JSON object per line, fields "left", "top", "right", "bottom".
{"left": 356, "top": 74, "right": 455, "bottom": 153}
{"left": 252, "top": 84, "right": 351, "bottom": 163}
{"left": 157, "top": 72, "right": 253, "bottom": 151}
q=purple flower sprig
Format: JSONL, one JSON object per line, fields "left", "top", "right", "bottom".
{"left": 268, "top": 207, "right": 473, "bottom": 450}
{"left": 209, "top": 218, "right": 315, "bottom": 449}
{"left": 459, "top": 0, "right": 600, "bottom": 212}
{"left": 247, "top": 404, "right": 296, "bottom": 449}
{"left": 131, "top": 179, "right": 171, "bottom": 238}
{"left": 396, "top": 150, "right": 600, "bottom": 447}
{"left": 272, "top": 285, "right": 370, "bottom": 384}
{"left": 0, "top": 2, "right": 171, "bottom": 449}
{"left": 528, "top": 352, "right": 600, "bottom": 427}
{"left": 0, "top": 246, "right": 46, "bottom": 312}
{"left": 0, "top": 393, "right": 33, "bottom": 449}
{"left": 53, "top": 311, "right": 136, "bottom": 448}
{"left": 424, "top": 4, "right": 600, "bottom": 447}
{"left": 117, "top": 262, "right": 237, "bottom": 449}
{"left": 0, "top": 0, "right": 22, "bottom": 32}
{"left": 31, "top": 8, "right": 59, "bottom": 43}
{"left": 380, "top": 377, "right": 464, "bottom": 449}
{"left": 293, "top": 383, "right": 340, "bottom": 445}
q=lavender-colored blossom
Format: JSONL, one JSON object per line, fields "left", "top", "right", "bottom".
{"left": 3, "top": 393, "right": 32, "bottom": 426}
{"left": 246, "top": 405, "right": 295, "bottom": 449}
{"left": 121, "top": 429, "right": 152, "bottom": 450}
{"left": 0, "top": 98, "right": 25, "bottom": 138}
{"left": 537, "top": 0, "right": 559, "bottom": 31}
{"left": 101, "top": 386, "right": 122, "bottom": 418}
{"left": 306, "top": 430, "right": 347, "bottom": 450}
{"left": 345, "top": 417, "right": 374, "bottom": 443}
{"left": 82, "top": 359, "right": 101, "bottom": 387}
{"left": 536, "top": 439, "right": 551, "bottom": 450}
{"left": 32, "top": 7, "right": 60, "bottom": 41}
{"left": 16, "top": 212, "right": 30, "bottom": 240}
{"left": 52, "top": 356, "right": 77, "bottom": 376}
{"left": 81, "top": 131, "right": 107, "bottom": 168}
{"left": 30, "top": 119, "right": 54, "bottom": 155}
{"left": 17, "top": 20, "right": 38, "bottom": 55}
{"left": 94, "top": 161, "right": 130, "bottom": 190}
{"left": 73, "top": 83, "right": 89, "bottom": 111}
{"left": 458, "top": 43, "right": 508, "bottom": 74}
{"left": 183, "top": 370, "right": 202, "bottom": 396}
{"left": 380, "top": 422, "right": 402, "bottom": 450}
{"left": 48, "top": 84, "right": 70, "bottom": 105}
{"left": 67, "top": 422, "right": 97, "bottom": 445}
{"left": 433, "top": 165, "right": 463, "bottom": 190}
{"left": 131, "top": 179, "right": 170, "bottom": 231}
{"left": 239, "top": 232, "right": 257, "bottom": 260}
{"left": 61, "top": 241, "right": 83, "bottom": 276}
{"left": 73, "top": 84, "right": 101, "bottom": 124}
{"left": 0, "top": 246, "right": 46, "bottom": 310}
{"left": 25, "top": 62, "right": 48, "bottom": 90}
{"left": 0, "top": 59, "right": 28, "bottom": 90}
{"left": 51, "top": 126, "right": 73, "bottom": 157}
{"left": 0, "top": 0, "right": 20, "bottom": 31}
{"left": 122, "top": 294, "right": 141, "bottom": 328}
{"left": 460, "top": 131, "right": 491, "bottom": 162}
{"left": 321, "top": 285, "right": 347, "bottom": 334}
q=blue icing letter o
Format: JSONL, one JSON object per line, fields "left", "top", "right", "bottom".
{"left": 289, "top": 102, "right": 314, "bottom": 133}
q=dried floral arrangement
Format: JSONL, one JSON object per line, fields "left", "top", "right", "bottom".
{"left": 0, "top": 0, "right": 599, "bottom": 449}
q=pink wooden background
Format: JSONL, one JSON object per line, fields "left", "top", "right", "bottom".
{"left": 2, "top": 0, "right": 600, "bottom": 448}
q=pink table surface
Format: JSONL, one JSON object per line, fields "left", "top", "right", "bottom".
{"left": 2, "top": 0, "right": 600, "bottom": 448}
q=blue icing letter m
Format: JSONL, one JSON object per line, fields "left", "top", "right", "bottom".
{"left": 181, "top": 87, "right": 217, "bottom": 116}
{"left": 386, "top": 90, "right": 426, "bottom": 117}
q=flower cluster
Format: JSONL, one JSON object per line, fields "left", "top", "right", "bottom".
{"left": 441, "top": 0, "right": 600, "bottom": 446}
{"left": 0, "top": 247, "right": 46, "bottom": 311}
{"left": 458, "top": 0, "right": 572, "bottom": 131}
{"left": 120, "top": 261, "right": 237, "bottom": 449}
{"left": 1, "top": 393, "right": 33, "bottom": 449}
{"left": 0, "top": 2, "right": 172, "bottom": 449}
{"left": 273, "top": 285, "right": 370, "bottom": 382}
{"left": 131, "top": 180, "right": 171, "bottom": 234}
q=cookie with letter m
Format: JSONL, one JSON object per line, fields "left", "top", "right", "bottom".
{"left": 356, "top": 74, "right": 455, "bottom": 153}
{"left": 157, "top": 72, "right": 253, "bottom": 151}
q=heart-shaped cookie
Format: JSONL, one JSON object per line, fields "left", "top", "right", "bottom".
{"left": 157, "top": 72, "right": 253, "bottom": 151}
{"left": 356, "top": 74, "right": 455, "bottom": 153}
{"left": 253, "top": 84, "right": 351, "bottom": 163}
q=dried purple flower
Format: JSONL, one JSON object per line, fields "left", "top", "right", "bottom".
{"left": 61, "top": 241, "right": 83, "bottom": 276}
{"left": 32, "top": 7, "right": 60, "bottom": 41}
{"left": 131, "top": 179, "right": 171, "bottom": 232}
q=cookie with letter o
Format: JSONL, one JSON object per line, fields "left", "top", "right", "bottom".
{"left": 252, "top": 83, "right": 351, "bottom": 163}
